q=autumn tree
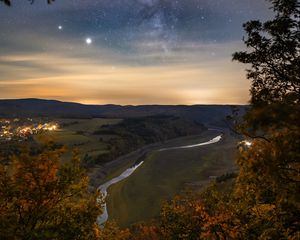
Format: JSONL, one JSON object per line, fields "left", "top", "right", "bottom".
{"left": 233, "top": 0, "right": 299, "bottom": 103}
{"left": 129, "top": 222, "right": 160, "bottom": 240}
{"left": 158, "top": 187, "right": 242, "bottom": 240}
{"left": 97, "top": 221, "right": 131, "bottom": 240}
{"left": 128, "top": 184, "right": 241, "bottom": 240}
{"left": 233, "top": 134, "right": 300, "bottom": 239}
{"left": 0, "top": 144, "right": 102, "bottom": 240}
{"left": 233, "top": 0, "right": 299, "bottom": 134}
{"left": 231, "top": 0, "right": 300, "bottom": 238}
{"left": 132, "top": 0, "right": 299, "bottom": 239}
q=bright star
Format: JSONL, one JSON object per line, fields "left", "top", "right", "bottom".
{"left": 58, "top": 25, "right": 63, "bottom": 30}
{"left": 85, "top": 38, "right": 92, "bottom": 45}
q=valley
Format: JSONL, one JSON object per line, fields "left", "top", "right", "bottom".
{"left": 0, "top": 99, "right": 242, "bottom": 227}
{"left": 105, "top": 130, "right": 238, "bottom": 226}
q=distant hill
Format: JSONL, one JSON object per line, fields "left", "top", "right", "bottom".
{"left": 0, "top": 99, "right": 121, "bottom": 118}
{"left": 101, "top": 104, "right": 247, "bottom": 126}
{"left": 0, "top": 99, "right": 247, "bottom": 126}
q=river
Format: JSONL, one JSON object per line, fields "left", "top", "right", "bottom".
{"left": 97, "top": 134, "right": 222, "bottom": 225}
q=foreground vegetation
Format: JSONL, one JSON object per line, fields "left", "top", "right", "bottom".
{"left": 0, "top": 0, "right": 299, "bottom": 239}
{"left": 124, "top": 0, "right": 299, "bottom": 238}
{"left": 0, "top": 144, "right": 102, "bottom": 239}
{"left": 111, "top": 1, "right": 299, "bottom": 238}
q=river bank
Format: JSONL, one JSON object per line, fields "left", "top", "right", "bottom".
{"left": 98, "top": 130, "right": 234, "bottom": 226}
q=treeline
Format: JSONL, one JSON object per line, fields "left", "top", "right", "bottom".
{"left": 83, "top": 116, "right": 206, "bottom": 167}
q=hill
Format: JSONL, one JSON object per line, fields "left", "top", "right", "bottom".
{"left": 0, "top": 98, "right": 246, "bottom": 126}
{"left": 0, "top": 98, "right": 121, "bottom": 118}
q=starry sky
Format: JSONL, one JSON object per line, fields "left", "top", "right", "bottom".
{"left": 0, "top": 0, "right": 273, "bottom": 105}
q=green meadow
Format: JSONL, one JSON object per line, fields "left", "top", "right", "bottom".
{"left": 35, "top": 117, "right": 237, "bottom": 227}
{"left": 35, "top": 118, "right": 121, "bottom": 158}
{"left": 106, "top": 131, "right": 238, "bottom": 227}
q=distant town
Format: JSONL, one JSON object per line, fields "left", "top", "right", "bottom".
{"left": 0, "top": 118, "right": 59, "bottom": 142}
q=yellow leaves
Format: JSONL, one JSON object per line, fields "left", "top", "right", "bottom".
{"left": 159, "top": 192, "right": 239, "bottom": 240}
{"left": 196, "top": 201, "right": 241, "bottom": 240}
{"left": 134, "top": 225, "right": 159, "bottom": 240}
{"left": 194, "top": 204, "right": 206, "bottom": 215}
{"left": 0, "top": 143, "right": 103, "bottom": 239}
{"left": 97, "top": 221, "right": 131, "bottom": 240}
{"left": 18, "top": 199, "right": 31, "bottom": 212}
{"left": 94, "top": 223, "right": 102, "bottom": 238}
{"left": 232, "top": 124, "right": 300, "bottom": 238}
{"left": 251, "top": 204, "right": 276, "bottom": 217}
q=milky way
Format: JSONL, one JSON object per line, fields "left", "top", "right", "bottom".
{"left": 0, "top": 0, "right": 273, "bottom": 104}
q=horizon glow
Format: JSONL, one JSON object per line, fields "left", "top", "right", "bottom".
{"left": 0, "top": 1, "right": 272, "bottom": 105}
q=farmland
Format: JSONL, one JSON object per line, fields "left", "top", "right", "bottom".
{"left": 106, "top": 130, "right": 238, "bottom": 227}
{"left": 0, "top": 101, "right": 244, "bottom": 229}
{"left": 33, "top": 116, "right": 207, "bottom": 187}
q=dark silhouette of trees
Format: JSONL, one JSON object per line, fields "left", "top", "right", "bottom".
{"left": 0, "top": 0, "right": 10, "bottom": 6}
{"left": 129, "top": 0, "right": 300, "bottom": 238}
{"left": 229, "top": 1, "right": 300, "bottom": 238}
{"left": 233, "top": 0, "right": 299, "bottom": 105}
{"left": 1, "top": 0, "right": 55, "bottom": 6}
{"left": 233, "top": 0, "right": 299, "bottom": 138}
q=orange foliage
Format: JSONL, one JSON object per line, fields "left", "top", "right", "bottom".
{"left": 0, "top": 144, "right": 102, "bottom": 239}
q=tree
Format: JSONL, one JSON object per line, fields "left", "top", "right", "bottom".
{"left": 128, "top": 185, "right": 242, "bottom": 240}
{"left": 97, "top": 221, "right": 131, "bottom": 240}
{"left": 133, "top": 1, "right": 300, "bottom": 239}
{"left": 233, "top": 0, "right": 299, "bottom": 106}
{"left": 0, "top": 144, "right": 103, "bottom": 239}
{"left": 1, "top": 0, "right": 55, "bottom": 6}
{"left": 233, "top": 0, "right": 299, "bottom": 137}
{"left": 231, "top": 0, "right": 300, "bottom": 238}
{"left": 0, "top": 0, "right": 11, "bottom": 6}
{"left": 233, "top": 131, "right": 300, "bottom": 239}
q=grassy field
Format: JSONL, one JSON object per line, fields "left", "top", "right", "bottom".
{"left": 106, "top": 131, "right": 238, "bottom": 227}
{"left": 33, "top": 117, "right": 237, "bottom": 227}
{"left": 32, "top": 118, "right": 238, "bottom": 227}
{"left": 34, "top": 116, "right": 208, "bottom": 189}
{"left": 56, "top": 118, "right": 121, "bottom": 134}
{"left": 35, "top": 118, "right": 121, "bottom": 159}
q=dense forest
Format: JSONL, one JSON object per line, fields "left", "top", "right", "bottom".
{"left": 0, "top": 0, "right": 299, "bottom": 239}
{"left": 84, "top": 116, "right": 205, "bottom": 166}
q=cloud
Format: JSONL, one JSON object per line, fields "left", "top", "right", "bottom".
{"left": 0, "top": 39, "right": 250, "bottom": 104}
{"left": 0, "top": 0, "right": 270, "bottom": 104}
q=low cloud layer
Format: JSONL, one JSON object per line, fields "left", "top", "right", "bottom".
{"left": 0, "top": 0, "right": 272, "bottom": 104}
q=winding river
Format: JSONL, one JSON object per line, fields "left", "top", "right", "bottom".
{"left": 97, "top": 161, "right": 144, "bottom": 224}
{"left": 97, "top": 134, "right": 222, "bottom": 225}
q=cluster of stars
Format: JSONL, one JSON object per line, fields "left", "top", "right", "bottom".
{"left": 58, "top": 25, "right": 92, "bottom": 46}
{"left": 42, "top": 0, "right": 268, "bottom": 58}
{"left": 53, "top": 0, "right": 243, "bottom": 54}
{"left": 0, "top": 0, "right": 273, "bottom": 105}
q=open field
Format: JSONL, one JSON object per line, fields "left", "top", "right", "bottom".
{"left": 33, "top": 116, "right": 208, "bottom": 188}
{"left": 106, "top": 131, "right": 238, "bottom": 227}
{"left": 0, "top": 105, "right": 242, "bottom": 228}
{"left": 56, "top": 118, "right": 122, "bottom": 134}
{"left": 31, "top": 117, "right": 238, "bottom": 227}
{"left": 34, "top": 118, "right": 121, "bottom": 159}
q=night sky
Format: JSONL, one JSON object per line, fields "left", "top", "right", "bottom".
{"left": 0, "top": 0, "right": 272, "bottom": 104}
